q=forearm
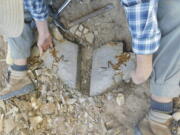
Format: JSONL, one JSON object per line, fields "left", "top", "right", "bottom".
{"left": 36, "top": 20, "right": 50, "bottom": 36}
{"left": 121, "top": 0, "right": 160, "bottom": 84}
{"left": 35, "top": 20, "right": 52, "bottom": 55}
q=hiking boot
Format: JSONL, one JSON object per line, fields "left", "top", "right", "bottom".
{"left": 0, "top": 69, "right": 35, "bottom": 100}
{"left": 128, "top": 110, "right": 180, "bottom": 135}
{"left": 139, "top": 110, "right": 173, "bottom": 135}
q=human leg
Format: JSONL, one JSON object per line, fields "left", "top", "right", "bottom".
{"left": 0, "top": 23, "right": 35, "bottom": 100}
{"left": 133, "top": 0, "right": 180, "bottom": 134}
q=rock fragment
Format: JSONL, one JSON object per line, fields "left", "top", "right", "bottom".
{"left": 173, "top": 112, "right": 180, "bottom": 121}
{"left": 31, "top": 46, "right": 40, "bottom": 57}
{"left": 40, "top": 84, "right": 48, "bottom": 96}
{"left": 116, "top": 93, "right": 125, "bottom": 106}
{"left": 79, "top": 25, "right": 84, "bottom": 32}
{"left": 69, "top": 25, "right": 79, "bottom": 34}
{"left": 0, "top": 101, "right": 5, "bottom": 111}
{"left": 31, "top": 97, "right": 40, "bottom": 110}
{"left": 51, "top": 26, "right": 64, "bottom": 41}
{"left": 85, "top": 33, "right": 94, "bottom": 43}
{"left": 66, "top": 98, "right": 77, "bottom": 105}
{"left": 35, "top": 69, "right": 42, "bottom": 76}
{"left": 75, "top": 30, "right": 82, "bottom": 37}
{"left": 29, "top": 116, "right": 43, "bottom": 129}
{"left": 83, "top": 28, "right": 89, "bottom": 34}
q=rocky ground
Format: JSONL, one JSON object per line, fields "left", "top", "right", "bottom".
{"left": 0, "top": 0, "right": 151, "bottom": 135}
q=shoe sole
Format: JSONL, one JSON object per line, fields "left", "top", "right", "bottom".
{"left": 0, "top": 84, "right": 35, "bottom": 100}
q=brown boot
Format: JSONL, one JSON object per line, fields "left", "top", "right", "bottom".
{"left": 0, "top": 69, "right": 35, "bottom": 100}
{"left": 139, "top": 110, "right": 173, "bottom": 135}
{"left": 127, "top": 110, "right": 180, "bottom": 135}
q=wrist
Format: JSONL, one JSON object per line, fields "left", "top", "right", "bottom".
{"left": 36, "top": 20, "right": 50, "bottom": 36}
{"left": 132, "top": 54, "right": 153, "bottom": 84}
{"left": 136, "top": 54, "right": 153, "bottom": 73}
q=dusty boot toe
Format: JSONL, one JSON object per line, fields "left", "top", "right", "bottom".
{"left": 0, "top": 69, "right": 35, "bottom": 100}
{"left": 137, "top": 110, "right": 174, "bottom": 135}
{"left": 0, "top": 83, "right": 34, "bottom": 100}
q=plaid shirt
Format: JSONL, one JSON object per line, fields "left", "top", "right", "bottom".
{"left": 24, "top": 0, "right": 48, "bottom": 21}
{"left": 122, "top": 0, "right": 161, "bottom": 54}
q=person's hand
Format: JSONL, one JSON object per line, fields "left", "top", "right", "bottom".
{"left": 131, "top": 54, "right": 153, "bottom": 84}
{"left": 36, "top": 20, "right": 53, "bottom": 56}
{"left": 37, "top": 32, "right": 53, "bottom": 56}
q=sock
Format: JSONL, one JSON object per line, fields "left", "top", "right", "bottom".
{"left": 150, "top": 99, "right": 173, "bottom": 114}
{"left": 11, "top": 64, "right": 28, "bottom": 71}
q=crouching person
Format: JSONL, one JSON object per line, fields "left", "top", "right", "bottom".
{"left": 0, "top": 0, "right": 52, "bottom": 100}
{"left": 121, "top": 0, "right": 180, "bottom": 134}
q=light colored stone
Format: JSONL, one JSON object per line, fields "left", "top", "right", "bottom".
{"left": 31, "top": 97, "right": 40, "bottom": 110}
{"left": 54, "top": 40, "right": 79, "bottom": 88}
{"left": 90, "top": 43, "right": 123, "bottom": 96}
{"left": 75, "top": 30, "right": 82, "bottom": 37}
{"left": 40, "top": 84, "right": 48, "bottom": 96}
{"left": 116, "top": 93, "right": 125, "bottom": 106}
{"left": 29, "top": 116, "right": 43, "bottom": 129}
{"left": 35, "top": 69, "right": 42, "bottom": 76}
{"left": 173, "top": 112, "right": 180, "bottom": 121}
{"left": 83, "top": 28, "right": 89, "bottom": 34}
{"left": 79, "top": 25, "right": 84, "bottom": 32}
{"left": 66, "top": 98, "right": 77, "bottom": 105}
{"left": 85, "top": 33, "right": 94, "bottom": 43}
{"left": 70, "top": 25, "right": 79, "bottom": 34}
{"left": 52, "top": 26, "right": 64, "bottom": 41}
{"left": 47, "top": 96, "right": 54, "bottom": 102}
{"left": 31, "top": 46, "right": 40, "bottom": 57}
{"left": 0, "top": 101, "right": 5, "bottom": 111}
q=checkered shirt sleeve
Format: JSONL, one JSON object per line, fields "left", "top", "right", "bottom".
{"left": 121, "top": 0, "right": 161, "bottom": 54}
{"left": 24, "top": 0, "right": 48, "bottom": 21}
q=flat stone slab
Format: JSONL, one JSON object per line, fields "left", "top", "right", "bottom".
{"left": 90, "top": 43, "right": 136, "bottom": 96}
{"left": 42, "top": 40, "right": 79, "bottom": 89}
{"left": 90, "top": 43, "right": 123, "bottom": 96}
